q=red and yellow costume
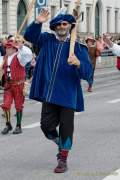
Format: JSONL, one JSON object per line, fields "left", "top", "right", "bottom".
{"left": 0, "top": 40, "right": 33, "bottom": 134}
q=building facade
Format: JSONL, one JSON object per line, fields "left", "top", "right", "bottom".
{"left": 0, "top": 0, "right": 120, "bottom": 39}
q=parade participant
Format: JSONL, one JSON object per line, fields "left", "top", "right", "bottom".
{"left": 24, "top": 9, "right": 92, "bottom": 173}
{"left": 0, "top": 39, "right": 33, "bottom": 135}
{"left": 103, "top": 34, "right": 120, "bottom": 56}
{"left": 0, "top": 39, "right": 6, "bottom": 117}
{"left": 28, "top": 55, "right": 36, "bottom": 82}
{"left": 0, "top": 40, "right": 5, "bottom": 85}
{"left": 96, "top": 36, "right": 105, "bottom": 64}
{"left": 0, "top": 40, "right": 6, "bottom": 56}
{"left": 103, "top": 34, "right": 120, "bottom": 70}
{"left": 86, "top": 36, "right": 96, "bottom": 92}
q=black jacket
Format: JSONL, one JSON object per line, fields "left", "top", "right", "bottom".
{"left": 0, "top": 44, "right": 6, "bottom": 56}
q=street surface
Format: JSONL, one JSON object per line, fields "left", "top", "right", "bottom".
{"left": 0, "top": 67, "right": 120, "bottom": 180}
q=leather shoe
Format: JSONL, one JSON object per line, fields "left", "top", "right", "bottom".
{"left": 54, "top": 160, "right": 68, "bottom": 173}
{"left": 13, "top": 127, "right": 22, "bottom": 134}
{"left": 1, "top": 125, "right": 12, "bottom": 135}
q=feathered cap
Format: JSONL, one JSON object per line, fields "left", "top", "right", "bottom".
{"left": 49, "top": 8, "right": 76, "bottom": 31}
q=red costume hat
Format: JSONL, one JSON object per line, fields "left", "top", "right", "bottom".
{"left": 5, "top": 40, "right": 19, "bottom": 50}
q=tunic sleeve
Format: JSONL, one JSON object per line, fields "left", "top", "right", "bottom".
{"left": 24, "top": 21, "right": 50, "bottom": 49}
{"left": 24, "top": 22, "right": 42, "bottom": 46}
{"left": 75, "top": 44, "right": 93, "bottom": 82}
{"left": 17, "top": 45, "right": 33, "bottom": 66}
{"left": 111, "top": 43, "right": 120, "bottom": 56}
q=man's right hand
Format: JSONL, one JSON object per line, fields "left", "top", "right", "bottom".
{"left": 103, "top": 34, "right": 113, "bottom": 48}
{"left": 36, "top": 9, "right": 50, "bottom": 23}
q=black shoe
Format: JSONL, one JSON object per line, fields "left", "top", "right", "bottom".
{"left": 54, "top": 160, "right": 68, "bottom": 173}
{"left": 1, "top": 125, "right": 13, "bottom": 135}
{"left": 56, "top": 152, "right": 61, "bottom": 161}
{"left": 13, "top": 127, "right": 22, "bottom": 134}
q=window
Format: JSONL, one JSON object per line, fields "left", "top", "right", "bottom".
{"left": 107, "top": 9, "right": 110, "bottom": 33}
{"left": 115, "top": 10, "right": 118, "bottom": 33}
{"left": 86, "top": 6, "right": 90, "bottom": 33}
{"left": 2, "top": 0, "right": 8, "bottom": 34}
{"left": 17, "top": 0, "right": 27, "bottom": 34}
{"left": 95, "top": 2, "right": 100, "bottom": 37}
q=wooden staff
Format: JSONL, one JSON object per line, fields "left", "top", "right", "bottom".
{"left": 68, "top": 1, "right": 80, "bottom": 64}
{"left": 17, "top": 0, "right": 36, "bottom": 35}
{"left": 0, "top": 62, "right": 4, "bottom": 81}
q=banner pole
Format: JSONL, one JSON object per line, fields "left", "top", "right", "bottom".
{"left": 17, "top": 0, "right": 36, "bottom": 35}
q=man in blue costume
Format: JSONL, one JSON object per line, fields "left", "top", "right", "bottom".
{"left": 24, "top": 9, "right": 92, "bottom": 173}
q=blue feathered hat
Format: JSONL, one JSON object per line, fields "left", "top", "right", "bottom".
{"left": 50, "top": 8, "right": 76, "bottom": 31}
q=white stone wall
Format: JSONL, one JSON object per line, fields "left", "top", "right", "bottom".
{"left": 77, "top": 0, "right": 120, "bottom": 35}
{"left": 7, "top": 0, "right": 33, "bottom": 35}
{"left": 0, "top": 0, "right": 2, "bottom": 35}
{"left": 1, "top": 0, "right": 120, "bottom": 36}
{"left": 8, "top": 0, "right": 18, "bottom": 35}
{"left": 6, "top": 0, "right": 61, "bottom": 34}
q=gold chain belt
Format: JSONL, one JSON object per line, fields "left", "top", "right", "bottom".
{"left": 8, "top": 80, "right": 25, "bottom": 85}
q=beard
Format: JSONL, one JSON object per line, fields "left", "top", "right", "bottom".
{"left": 56, "top": 29, "right": 68, "bottom": 36}
{"left": 55, "top": 26, "right": 70, "bottom": 38}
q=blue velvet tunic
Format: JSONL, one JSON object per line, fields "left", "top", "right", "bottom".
{"left": 24, "top": 22, "right": 92, "bottom": 112}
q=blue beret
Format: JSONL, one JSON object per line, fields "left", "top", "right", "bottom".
{"left": 50, "top": 14, "right": 76, "bottom": 31}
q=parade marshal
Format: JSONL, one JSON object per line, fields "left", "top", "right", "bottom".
{"left": 24, "top": 8, "right": 92, "bottom": 173}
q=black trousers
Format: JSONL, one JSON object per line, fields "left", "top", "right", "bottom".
{"left": 41, "top": 102, "right": 74, "bottom": 150}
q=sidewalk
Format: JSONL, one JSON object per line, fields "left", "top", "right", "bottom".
{"left": 96, "top": 56, "right": 116, "bottom": 69}
{"left": 95, "top": 66, "right": 119, "bottom": 76}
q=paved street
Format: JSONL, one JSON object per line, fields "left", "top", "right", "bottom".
{"left": 0, "top": 67, "right": 120, "bottom": 180}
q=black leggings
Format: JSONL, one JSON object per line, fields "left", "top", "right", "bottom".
{"left": 41, "top": 102, "right": 74, "bottom": 150}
